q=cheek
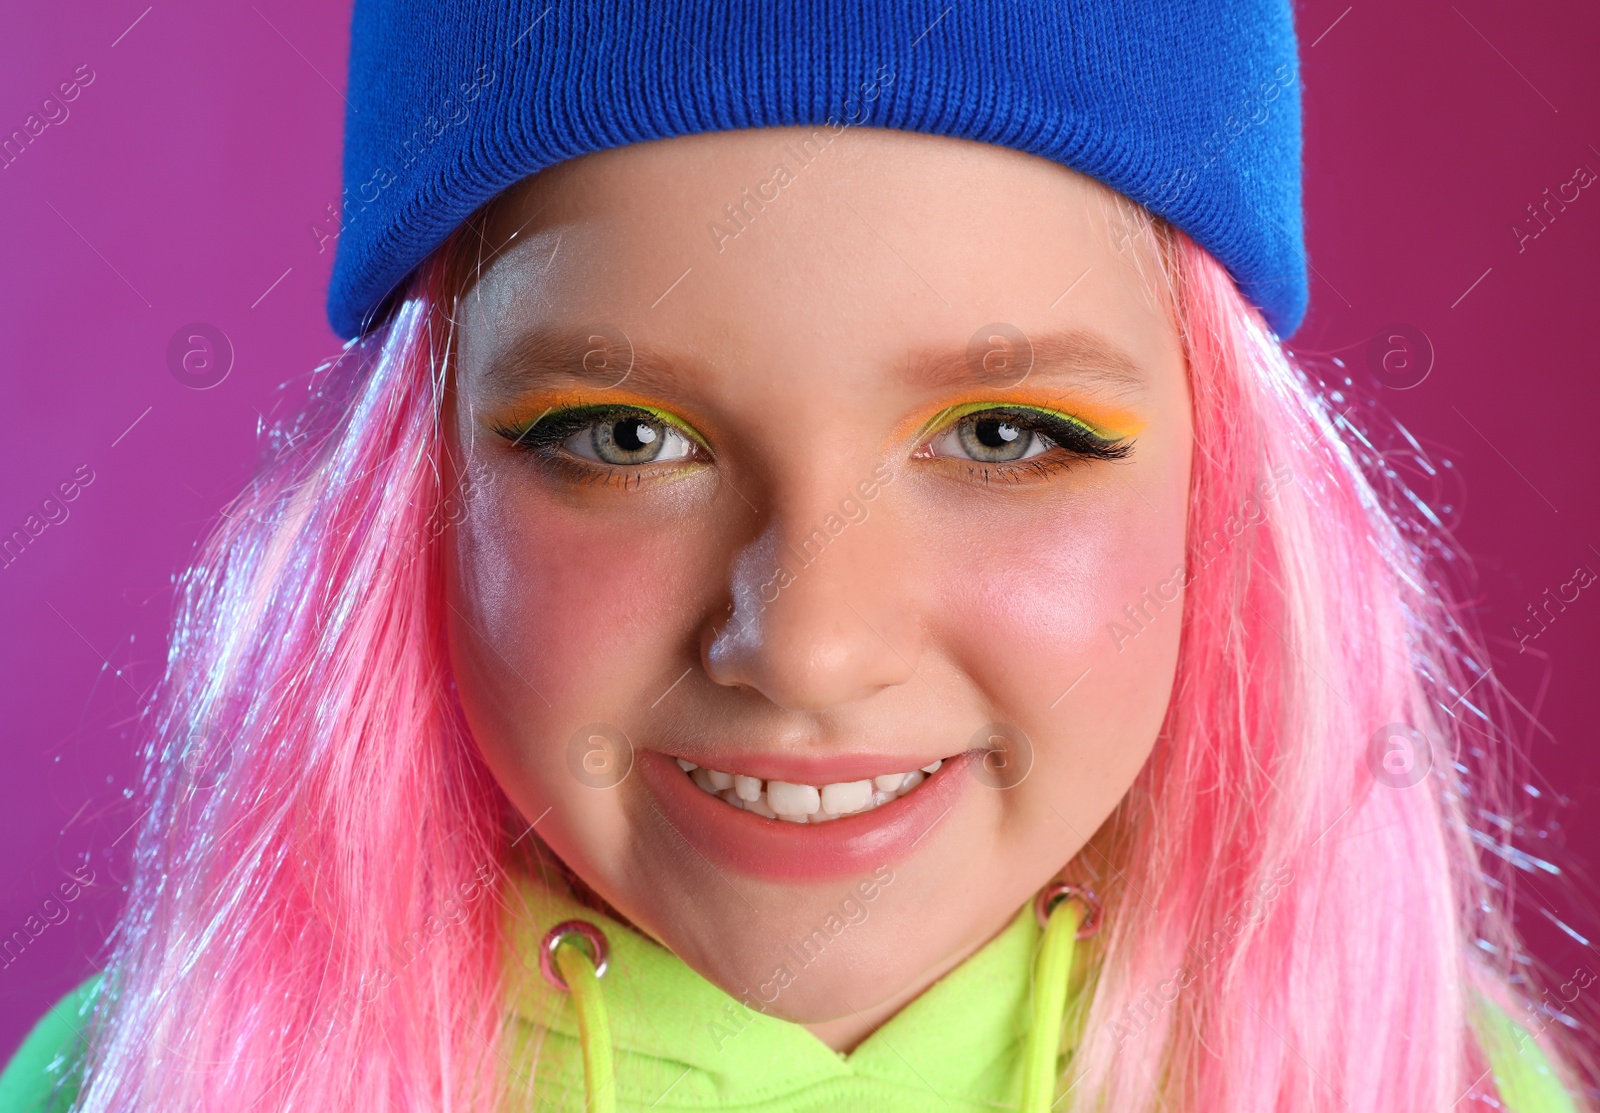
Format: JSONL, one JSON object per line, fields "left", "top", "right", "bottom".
{"left": 930, "top": 468, "right": 1189, "bottom": 791}
{"left": 445, "top": 474, "right": 705, "bottom": 797}
{"left": 454, "top": 484, "right": 688, "bottom": 686}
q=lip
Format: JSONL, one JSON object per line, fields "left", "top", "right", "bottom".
{"left": 637, "top": 749, "right": 970, "bottom": 881}
{"left": 660, "top": 750, "right": 951, "bottom": 784}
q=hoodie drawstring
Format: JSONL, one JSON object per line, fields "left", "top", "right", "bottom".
{"left": 541, "top": 886, "right": 1097, "bottom": 1113}
{"left": 542, "top": 920, "right": 617, "bottom": 1113}
{"left": 1020, "top": 884, "right": 1100, "bottom": 1113}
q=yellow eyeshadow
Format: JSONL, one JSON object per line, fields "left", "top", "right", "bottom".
{"left": 499, "top": 388, "right": 712, "bottom": 451}
{"left": 499, "top": 387, "right": 1145, "bottom": 457}
{"left": 887, "top": 390, "right": 1146, "bottom": 448}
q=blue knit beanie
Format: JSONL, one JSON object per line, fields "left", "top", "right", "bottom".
{"left": 329, "top": 1, "right": 1306, "bottom": 340}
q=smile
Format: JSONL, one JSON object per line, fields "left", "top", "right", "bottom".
{"left": 638, "top": 749, "right": 970, "bottom": 879}
{"left": 674, "top": 757, "right": 947, "bottom": 822}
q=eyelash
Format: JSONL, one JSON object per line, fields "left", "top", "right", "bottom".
{"left": 494, "top": 404, "right": 706, "bottom": 489}
{"left": 494, "top": 402, "right": 1132, "bottom": 488}
{"left": 918, "top": 404, "right": 1133, "bottom": 485}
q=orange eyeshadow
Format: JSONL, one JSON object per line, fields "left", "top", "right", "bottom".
{"left": 495, "top": 387, "right": 715, "bottom": 448}
{"left": 883, "top": 388, "right": 1146, "bottom": 449}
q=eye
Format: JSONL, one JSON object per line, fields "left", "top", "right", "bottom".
{"left": 922, "top": 404, "right": 1131, "bottom": 469}
{"left": 932, "top": 410, "right": 1050, "bottom": 463}
{"left": 497, "top": 404, "right": 703, "bottom": 469}
{"left": 567, "top": 411, "right": 695, "bottom": 466}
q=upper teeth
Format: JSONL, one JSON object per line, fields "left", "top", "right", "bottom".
{"left": 675, "top": 757, "right": 945, "bottom": 822}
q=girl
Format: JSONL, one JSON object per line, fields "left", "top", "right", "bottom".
{"left": 3, "top": 2, "right": 1592, "bottom": 1109}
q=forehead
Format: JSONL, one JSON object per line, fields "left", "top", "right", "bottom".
{"left": 453, "top": 127, "right": 1182, "bottom": 404}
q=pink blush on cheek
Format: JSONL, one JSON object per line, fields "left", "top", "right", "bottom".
{"left": 933, "top": 497, "right": 1188, "bottom": 730}
{"left": 448, "top": 481, "right": 705, "bottom": 722}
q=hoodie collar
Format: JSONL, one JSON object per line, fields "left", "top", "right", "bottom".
{"left": 501, "top": 870, "right": 1046, "bottom": 1110}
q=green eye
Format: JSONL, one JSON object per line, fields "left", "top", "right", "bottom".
{"left": 941, "top": 411, "right": 1047, "bottom": 463}
{"left": 925, "top": 404, "right": 1130, "bottom": 466}
{"left": 575, "top": 412, "right": 691, "bottom": 465}
{"left": 500, "top": 404, "right": 703, "bottom": 468}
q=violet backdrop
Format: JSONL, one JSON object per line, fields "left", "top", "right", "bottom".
{"left": 3, "top": 0, "right": 1598, "bottom": 1059}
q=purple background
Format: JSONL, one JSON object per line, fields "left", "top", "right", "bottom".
{"left": 3, "top": 0, "right": 1597, "bottom": 1061}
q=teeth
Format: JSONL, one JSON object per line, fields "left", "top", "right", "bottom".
{"left": 767, "top": 781, "right": 820, "bottom": 816}
{"left": 677, "top": 757, "right": 948, "bottom": 820}
{"left": 820, "top": 780, "right": 873, "bottom": 816}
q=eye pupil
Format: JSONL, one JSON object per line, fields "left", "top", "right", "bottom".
{"left": 593, "top": 416, "right": 666, "bottom": 463}
{"left": 958, "top": 414, "right": 1032, "bottom": 462}
{"left": 977, "top": 418, "right": 1020, "bottom": 447}
{"left": 617, "top": 420, "right": 656, "bottom": 449}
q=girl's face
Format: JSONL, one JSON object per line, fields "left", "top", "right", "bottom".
{"left": 445, "top": 127, "right": 1191, "bottom": 1049}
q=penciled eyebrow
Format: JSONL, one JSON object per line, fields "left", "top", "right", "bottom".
{"left": 480, "top": 326, "right": 1148, "bottom": 404}
{"left": 896, "top": 329, "right": 1148, "bottom": 398}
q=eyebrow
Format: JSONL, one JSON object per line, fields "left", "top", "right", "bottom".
{"left": 897, "top": 328, "right": 1148, "bottom": 398}
{"left": 480, "top": 327, "right": 701, "bottom": 401}
{"left": 479, "top": 325, "right": 1149, "bottom": 405}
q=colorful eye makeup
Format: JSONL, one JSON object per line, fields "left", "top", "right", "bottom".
{"left": 493, "top": 399, "right": 711, "bottom": 488}
{"left": 916, "top": 399, "right": 1131, "bottom": 464}
{"left": 492, "top": 392, "right": 1136, "bottom": 489}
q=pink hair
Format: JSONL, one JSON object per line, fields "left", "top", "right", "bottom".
{"left": 65, "top": 226, "right": 1588, "bottom": 1110}
{"left": 72, "top": 239, "right": 514, "bottom": 1110}
{"left": 1064, "top": 231, "right": 1591, "bottom": 1109}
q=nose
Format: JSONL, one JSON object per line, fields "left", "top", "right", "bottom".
{"left": 702, "top": 495, "right": 920, "bottom": 711}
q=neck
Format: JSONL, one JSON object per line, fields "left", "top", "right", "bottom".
{"left": 800, "top": 925, "right": 1000, "bottom": 1052}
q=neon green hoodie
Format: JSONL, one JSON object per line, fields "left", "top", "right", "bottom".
{"left": 0, "top": 873, "right": 1580, "bottom": 1111}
